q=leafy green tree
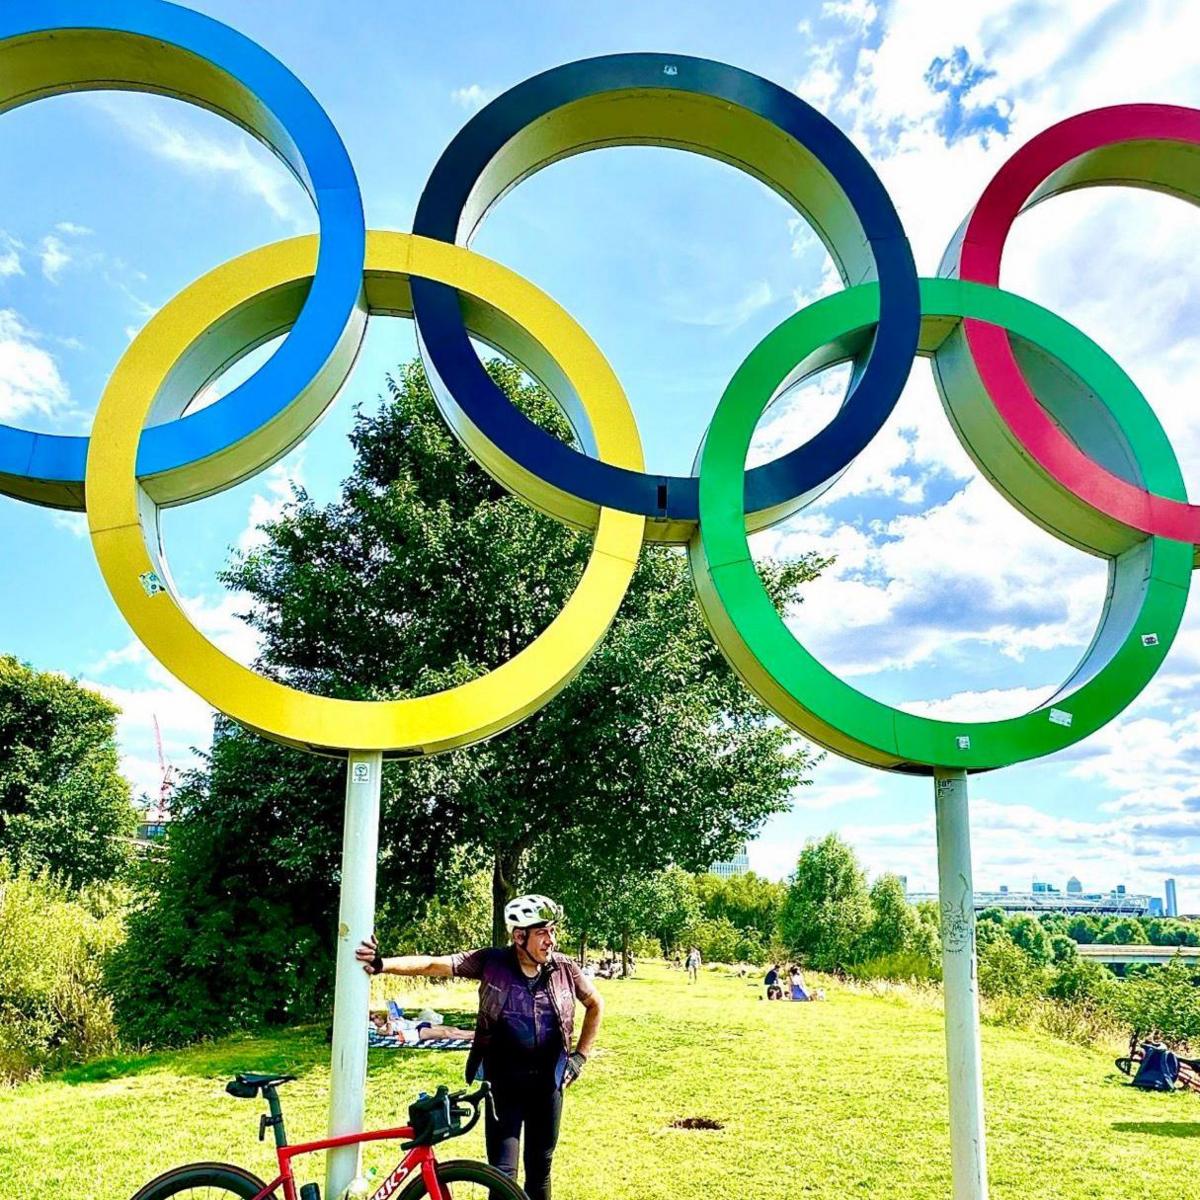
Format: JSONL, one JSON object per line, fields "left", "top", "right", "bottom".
{"left": 228, "top": 361, "right": 820, "bottom": 944}
{"left": 779, "top": 834, "right": 871, "bottom": 970}
{"left": 1007, "top": 914, "right": 1053, "bottom": 966}
{"left": 0, "top": 656, "right": 134, "bottom": 888}
{"left": 861, "top": 873, "right": 921, "bottom": 960}
{"left": 692, "top": 870, "right": 786, "bottom": 947}
{"left": 684, "top": 915, "right": 747, "bottom": 965}
{"left": 1046, "top": 954, "right": 1113, "bottom": 1004}
{"left": 641, "top": 866, "right": 700, "bottom": 958}
{"left": 117, "top": 360, "right": 821, "bottom": 1040}
{"left": 976, "top": 929, "right": 1045, "bottom": 998}
{"left": 977, "top": 907, "right": 1006, "bottom": 927}
{"left": 1146, "top": 918, "right": 1199, "bottom": 947}
{"left": 1099, "top": 917, "right": 1149, "bottom": 945}
{"left": 1049, "top": 933, "right": 1078, "bottom": 964}
{"left": 1066, "top": 915, "right": 1098, "bottom": 945}
{"left": 1037, "top": 913, "right": 1068, "bottom": 935}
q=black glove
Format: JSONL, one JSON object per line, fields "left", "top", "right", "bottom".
{"left": 370, "top": 948, "right": 384, "bottom": 975}
{"left": 564, "top": 1051, "right": 586, "bottom": 1085}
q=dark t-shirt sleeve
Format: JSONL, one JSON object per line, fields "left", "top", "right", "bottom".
{"left": 450, "top": 947, "right": 493, "bottom": 980}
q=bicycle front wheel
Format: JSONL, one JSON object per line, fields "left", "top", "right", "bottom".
{"left": 395, "top": 1158, "right": 530, "bottom": 1200}
{"left": 130, "top": 1160, "right": 279, "bottom": 1200}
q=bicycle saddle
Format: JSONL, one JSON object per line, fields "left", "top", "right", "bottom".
{"left": 226, "top": 1072, "right": 296, "bottom": 1097}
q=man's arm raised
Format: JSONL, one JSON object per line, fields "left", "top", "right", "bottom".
{"left": 355, "top": 934, "right": 454, "bottom": 978}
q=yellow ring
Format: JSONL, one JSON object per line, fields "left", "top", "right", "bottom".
{"left": 86, "top": 232, "right": 646, "bottom": 755}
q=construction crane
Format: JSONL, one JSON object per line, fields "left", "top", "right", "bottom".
{"left": 149, "top": 714, "right": 177, "bottom": 826}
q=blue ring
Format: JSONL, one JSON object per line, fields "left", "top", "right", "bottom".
{"left": 411, "top": 53, "right": 918, "bottom": 535}
{"left": 0, "top": 0, "right": 365, "bottom": 510}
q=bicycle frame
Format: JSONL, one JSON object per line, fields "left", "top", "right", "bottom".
{"left": 251, "top": 1123, "right": 447, "bottom": 1200}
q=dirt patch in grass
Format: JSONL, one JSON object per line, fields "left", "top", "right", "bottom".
{"left": 670, "top": 1116, "right": 724, "bottom": 1130}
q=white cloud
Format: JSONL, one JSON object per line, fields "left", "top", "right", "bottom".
{"left": 822, "top": 0, "right": 878, "bottom": 34}
{"left": 0, "top": 231, "right": 23, "bottom": 278}
{"left": 50, "top": 510, "right": 88, "bottom": 539}
{"left": 39, "top": 234, "right": 71, "bottom": 282}
{"left": 451, "top": 84, "right": 492, "bottom": 112}
{"left": 82, "top": 667, "right": 214, "bottom": 803}
{"left": 93, "top": 97, "right": 307, "bottom": 229}
{"left": 670, "top": 279, "right": 774, "bottom": 330}
{"left": 55, "top": 221, "right": 92, "bottom": 237}
{"left": 0, "top": 309, "right": 70, "bottom": 422}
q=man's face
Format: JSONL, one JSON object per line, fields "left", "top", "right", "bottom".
{"left": 517, "top": 922, "right": 556, "bottom": 963}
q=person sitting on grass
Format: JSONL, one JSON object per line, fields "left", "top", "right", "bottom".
{"left": 787, "top": 966, "right": 826, "bottom": 1002}
{"left": 369, "top": 1007, "right": 475, "bottom": 1044}
{"left": 764, "top": 963, "right": 783, "bottom": 1001}
{"left": 789, "top": 965, "right": 811, "bottom": 1002}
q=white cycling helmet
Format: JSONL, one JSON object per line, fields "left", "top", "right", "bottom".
{"left": 504, "top": 894, "right": 562, "bottom": 932}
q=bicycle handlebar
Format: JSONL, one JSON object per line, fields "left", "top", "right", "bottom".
{"left": 449, "top": 1081, "right": 491, "bottom": 1138}
{"left": 404, "top": 1081, "right": 492, "bottom": 1148}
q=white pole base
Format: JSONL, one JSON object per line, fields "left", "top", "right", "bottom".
{"left": 326, "top": 751, "right": 383, "bottom": 1200}
{"left": 934, "top": 767, "right": 989, "bottom": 1200}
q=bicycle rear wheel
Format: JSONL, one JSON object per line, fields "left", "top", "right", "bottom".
{"left": 130, "top": 1160, "right": 279, "bottom": 1200}
{"left": 395, "top": 1158, "right": 529, "bottom": 1200}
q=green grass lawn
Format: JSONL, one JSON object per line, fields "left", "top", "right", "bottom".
{"left": 3, "top": 963, "right": 1199, "bottom": 1199}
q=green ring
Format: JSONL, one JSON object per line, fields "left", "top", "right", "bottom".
{"left": 690, "top": 278, "right": 1192, "bottom": 773}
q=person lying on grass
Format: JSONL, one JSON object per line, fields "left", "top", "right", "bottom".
{"left": 369, "top": 1008, "right": 475, "bottom": 1043}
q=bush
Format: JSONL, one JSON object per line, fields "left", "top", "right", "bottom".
{"left": 1049, "top": 934, "right": 1078, "bottom": 964}
{"left": 977, "top": 930, "right": 1047, "bottom": 999}
{"left": 1046, "top": 955, "right": 1113, "bottom": 1005}
{"left": 1114, "top": 956, "right": 1200, "bottom": 1049}
{"left": 848, "top": 951, "right": 941, "bottom": 985}
{"left": 0, "top": 862, "right": 125, "bottom": 1083}
{"left": 630, "top": 934, "right": 663, "bottom": 960}
{"left": 684, "top": 916, "right": 746, "bottom": 965}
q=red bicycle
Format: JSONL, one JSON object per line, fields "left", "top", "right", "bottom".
{"left": 130, "top": 1072, "right": 526, "bottom": 1200}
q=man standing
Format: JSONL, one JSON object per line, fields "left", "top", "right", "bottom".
{"left": 357, "top": 894, "right": 602, "bottom": 1200}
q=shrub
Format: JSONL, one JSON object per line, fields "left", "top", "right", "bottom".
{"left": 684, "top": 916, "right": 745, "bottom": 965}
{"left": 848, "top": 951, "right": 941, "bottom": 985}
{"left": 1046, "top": 954, "right": 1113, "bottom": 1005}
{"left": 1114, "top": 956, "right": 1200, "bottom": 1049}
{"left": 977, "top": 930, "right": 1046, "bottom": 999}
{"left": 1049, "top": 934, "right": 1078, "bottom": 964}
{"left": 0, "top": 861, "right": 125, "bottom": 1083}
{"left": 1007, "top": 915, "right": 1052, "bottom": 966}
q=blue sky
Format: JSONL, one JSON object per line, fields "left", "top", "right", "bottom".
{"left": 3, "top": 0, "right": 1200, "bottom": 904}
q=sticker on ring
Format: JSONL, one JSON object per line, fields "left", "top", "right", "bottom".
{"left": 139, "top": 571, "right": 166, "bottom": 597}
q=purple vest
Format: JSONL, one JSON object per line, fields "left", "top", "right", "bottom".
{"left": 464, "top": 949, "right": 578, "bottom": 1085}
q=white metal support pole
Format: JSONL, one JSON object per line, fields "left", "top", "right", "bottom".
{"left": 326, "top": 751, "right": 383, "bottom": 1200}
{"left": 934, "top": 767, "right": 989, "bottom": 1200}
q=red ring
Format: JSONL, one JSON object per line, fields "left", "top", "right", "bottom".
{"left": 953, "top": 105, "right": 1200, "bottom": 545}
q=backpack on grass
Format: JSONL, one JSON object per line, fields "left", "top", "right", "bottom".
{"left": 1130, "top": 1043, "right": 1179, "bottom": 1092}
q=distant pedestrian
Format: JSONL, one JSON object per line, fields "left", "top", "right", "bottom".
{"left": 685, "top": 946, "right": 702, "bottom": 983}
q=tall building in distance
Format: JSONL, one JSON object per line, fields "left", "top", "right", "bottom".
{"left": 1067, "top": 876, "right": 1082, "bottom": 895}
{"left": 1166, "top": 878, "right": 1179, "bottom": 918}
{"left": 710, "top": 845, "right": 750, "bottom": 878}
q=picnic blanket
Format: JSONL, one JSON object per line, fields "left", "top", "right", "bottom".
{"left": 368, "top": 1029, "right": 471, "bottom": 1051}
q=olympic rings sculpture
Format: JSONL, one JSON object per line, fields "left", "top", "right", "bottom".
{"left": 1, "top": 1, "right": 1194, "bottom": 774}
